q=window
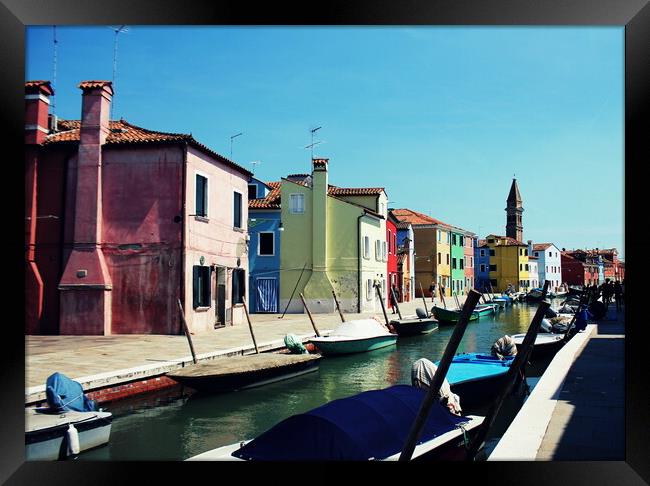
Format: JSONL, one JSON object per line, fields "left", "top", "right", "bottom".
{"left": 232, "top": 268, "right": 246, "bottom": 304}
{"left": 452, "top": 258, "right": 457, "bottom": 270}
{"left": 452, "top": 235, "right": 457, "bottom": 246}
{"left": 193, "top": 265, "right": 211, "bottom": 308}
{"left": 437, "top": 230, "right": 442, "bottom": 242}
{"left": 195, "top": 174, "right": 208, "bottom": 217}
{"left": 480, "top": 264, "right": 486, "bottom": 272}
{"left": 233, "top": 192, "right": 242, "bottom": 228}
{"left": 446, "top": 232, "right": 450, "bottom": 243}
{"left": 487, "top": 238, "right": 495, "bottom": 244}
{"left": 520, "top": 264, "right": 523, "bottom": 271}
{"left": 489, "top": 249, "right": 495, "bottom": 256}
{"left": 382, "top": 241, "right": 387, "bottom": 262}
{"left": 489, "top": 264, "right": 497, "bottom": 271}
{"left": 535, "top": 251, "right": 539, "bottom": 257}
{"left": 480, "top": 249, "right": 485, "bottom": 257}
{"left": 366, "top": 279, "right": 373, "bottom": 300}
{"left": 525, "top": 264, "right": 529, "bottom": 271}
{"left": 549, "top": 251, "right": 552, "bottom": 257}
{"left": 258, "top": 232, "right": 274, "bottom": 256}
{"left": 524, "top": 249, "right": 528, "bottom": 256}
{"left": 438, "top": 252, "right": 441, "bottom": 264}
{"left": 375, "top": 240, "right": 381, "bottom": 260}
{"left": 470, "top": 257, "right": 473, "bottom": 267}
{"left": 446, "top": 254, "right": 450, "bottom": 265}
{"left": 460, "top": 236, "right": 464, "bottom": 246}
{"left": 388, "top": 231, "right": 392, "bottom": 254}
{"left": 460, "top": 259, "right": 464, "bottom": 270}
{"left": 289, "top": 194, "right": 305, "bottom": 214}
{"left": 363, "top": 236, "right": 370, "bottom": 259}
{"left": 248, "top": 184, "right": 258, "bottom": 200}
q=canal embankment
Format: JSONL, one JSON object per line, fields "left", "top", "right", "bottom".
{"left": 488, "top": 304, "right": 625, "bottom": 460}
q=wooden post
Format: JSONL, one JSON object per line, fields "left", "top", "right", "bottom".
{"left": 375, "top": 283, "right": 391, "bottom": 327}
{"left": 177, "top": 299, "right": 197, "bottom": 364}
{"left": 390, "top": 286, "right": 403, "bottom": 320}
{"left": 299, "top": 293, "right": 321, "bottom": 337}
{"left": 562, "top": 287, "right": 588, "bottom": 342}
{"left": 419, "top": 282, "right": 429, "bottom": 317}
{"left": 331, "top": 289, "right": 346, "bottom": 323}
{"left": 465, "top": 298, "right": 551, "bottom": 460}
{"left": 241, "top": 298, "right": 259, "bottom": 354}
{"left": 399, "top": 289, "right": 482, "bottom": 461}
{"left": 439, "top": 286, "right": 447, "bottom": 309}
{"left": 279, "top": 262, "right": 307, "bottom": 319}
{"left": 453, "top": 292, "right": 461, "bottom": 310}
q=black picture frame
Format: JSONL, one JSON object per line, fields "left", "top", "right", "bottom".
{"left": 3, "top": 0, "right": 647, "bottom": 483}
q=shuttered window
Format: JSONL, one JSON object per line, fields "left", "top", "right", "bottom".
{"left": 196, "top": 175, "right": 208, "bottom": 217}
{"left": 193, "top": 265, "right": 211, "bottom": 308}
{"left": 233, "top": 192, "right": 242, "bottom": 228}
{"left": 232, "top": 268, "right": 246, "bottom": 304}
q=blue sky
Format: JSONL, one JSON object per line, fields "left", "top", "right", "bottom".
{"left": 25, "top": 26, "right": 624, "bottom": 258}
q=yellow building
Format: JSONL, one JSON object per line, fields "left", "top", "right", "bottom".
{"left": 485, "top": 234, "right": 530, "bottom": 292}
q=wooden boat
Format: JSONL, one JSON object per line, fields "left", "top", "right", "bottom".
{"left": 438, "top": 353, "right": 516, "bottom": 409}
{"left": 432, "top": 306, "right": 479, "bottom": 324}
{"left": 525, "top": 288, "right": 545, "bottom": 301}
{"left": 511, "top": 333, "right": 565, "bottom": 359}
{"left": 25, "top": 407, "right": 112, "bottom": 460}
{"left": 166, "top": 353, "right": 322, "bottom": 393}
{"left": 309, "top": 319, "right": 397, "bottom": 355}
{"left": 473, "top": 304, "right": 499, "bottom": 317}
{"left": 186, "top": 385, "right": 484, "bottom": 461}
{"left": 389, "top": 315, "right": 439, "bottom": 336}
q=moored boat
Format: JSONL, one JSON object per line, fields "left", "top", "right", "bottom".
{"left": 473, "top": 303, "right": 499, "bottom": 317}
{"left": 26, "top": 408, "right": 113, "bottom": 461}
{"left": 166, "top": 353, "right": 322, "bottom": 393}
{"left": 389, "top": 314, "right": 439, "bottom": 336}
{"left": 186, "top": 385, "right": 484, "bottom": 461}
{"left": 309, "top": 318, "right": 397, "bottom": 355}
{"left": 511, "top": 333, "right": 565, "bottom": 359}
{"left": 525, "top": 288, "right": 545, "bottom": 301}
{"left": 432, "top": 306, "right": 479, "bottom": 324}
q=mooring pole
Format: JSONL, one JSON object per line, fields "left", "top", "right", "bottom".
{"left": 331, "top": 289, "right": 346, "bottom": 323}
{"left": 439, "top": 286, "right": 447, "bottom": 309}
{"left": 399, "top": 289, "right": 482, "bottom": 461}
{"left": 177, "top": 299, "right": 197, "bottom": 364}
{"left": 375, "top": 283, "right": 391, "bottom": 327}
{"left": 419, "top": 282, "right": 429, "bottom": 317}
{"left": 241, "top": 299, "right": 260, "bottom": 354}
{"left": 299, "top": 293, "right": 321, "bottom": 337}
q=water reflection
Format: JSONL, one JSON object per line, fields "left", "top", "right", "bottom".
{"left": 81, "top": 302, "right": 556, "bottom": 461}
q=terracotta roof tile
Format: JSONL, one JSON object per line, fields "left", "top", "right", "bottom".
{"left": 533, "top": 243, "right": 554, "bottom": 251}
{"left": 25, "top": 80, "right": 54, "bottom": 95}
{"left": 313, "top": 158, "right": 329, "bottom": 168}
{"left": 44, "top": 119, "right": 252, "bottom": 176}
{"left": 78, "top": 80, "right": 113, "bottom": 90}
{"left": 249, "top": 181, "right": 281, "bottom": 209}
{"left": 487, "top": 235, "right": 526, "bottom": 246}
{"left": 391, "top": 208, "right": 450, "bottom": 227}
{"left": 396, "top": 221, "right": 411, "bottom": 230}
{"left": 328, "top": 186, "right": 385, "bottom": 196}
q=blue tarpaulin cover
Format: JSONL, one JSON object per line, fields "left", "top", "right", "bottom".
{"left": 45, "top": 372, "right": 97, "bottom": 413}
{"left": 232, "top": 385, "right": 469, "bottom": 461}
{"left": 441, "top": 353, "right": 513, "bottom": 385}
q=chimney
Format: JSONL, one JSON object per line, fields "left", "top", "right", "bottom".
{"left": 527, "top": 239, "right": 533, "bottom": 256}
{"left": 311, "top": 158, "right": 329, "bottom": 271}
{"left": 25, "top": 81, "right": 54, "bottom": 144}
{"left": 58, "top": 81, "right": 114, "bottom": 335}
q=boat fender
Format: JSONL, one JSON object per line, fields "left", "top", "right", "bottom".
{"left": 67, "top": 423, "right": 80, "bottom": 456}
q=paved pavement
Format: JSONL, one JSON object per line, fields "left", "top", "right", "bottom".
{"left": 25, "top": 294, "right": 454, "bottom": 403}
{"left": 489, "top": 301, "right": 625, "bottom": 461}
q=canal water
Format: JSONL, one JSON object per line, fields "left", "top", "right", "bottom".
{"left": 82, "top": 300, "right": 556, "bottom": 461}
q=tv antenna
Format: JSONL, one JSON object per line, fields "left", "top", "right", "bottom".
{"left": 250, "top": 160, "right": 261, "bottom": 172}
{"left": 108, "top": 25, "right": 129, "bottom": 120}
{"left": 230, "top": 132, "right": 243, "bottom": 159}
{"left": 51, "top": 26, "right": 58, "bottom": 116}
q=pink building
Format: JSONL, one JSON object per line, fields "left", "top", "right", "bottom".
{"left": 25, "top": 80, "right": 252, "bottom": 335}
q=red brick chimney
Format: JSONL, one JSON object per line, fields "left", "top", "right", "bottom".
{"left": 25, "top": 80, "right": 53, "bottom": 144}
{"left": 58, "top": 81, "right": 114, "bottom": 335}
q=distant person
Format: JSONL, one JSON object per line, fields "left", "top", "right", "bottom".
{"left": 614, "top": 281, "right": 623, "bottom": 310}
{"left": 389, "top": 285, "right": 398, "bottom": 314}
{"left": 429, "top": 282, "right": 436, "bottom": 303}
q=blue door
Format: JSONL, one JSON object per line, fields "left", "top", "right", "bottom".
{"left": 256, "top": 277, "right": 278, "bottom": 313}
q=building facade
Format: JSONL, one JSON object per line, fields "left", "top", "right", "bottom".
{"left": 25, "top": 80, "right": 252, "bottom": 335}
{"left": 395, "top": 220, "right": 415, "bottom": 302}
{"left": 386, "top": 212, "right": 399, "bottom": 307}
{"left": 528, "top": 256, "right": 539, "bottom": 289}
{"left": 463, "top": 233, "right": 475, "bottom": 293}
{"left": 531, "top": 242, "right": 563, "bottom": 291}
{"left": 485, "top": 234, "right": 529, "bottom": 292}
{"left": 474, "top": 239, "right": 490, "bottom": 292}
{"left": 561, "top": 250, "right": 600, "bottom": 286}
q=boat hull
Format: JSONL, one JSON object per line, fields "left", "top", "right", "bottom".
{"left": 390, "top": 318, "right": 439, "bottom": 336}
{"left": 513, "top": 334, "right": 566, "bottom": 359}
{"left": 25, "top": 409, "right": 112, "bottom": 461}
{"left": 432, "top": 306, "right": 479, "bottom": 324}
{"left": 310, "top": 335, "right": 397, "bottom": 355}
{"left": 167, "top": 354, "right": 322, "bottom": 393}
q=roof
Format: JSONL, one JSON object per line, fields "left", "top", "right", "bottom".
{"left": 249, "top": 181, "right": 281, "bottom": 209}
{"left": 25, "top": 80, "right": 54, "bottom": 95}
{"left": 528, "top": 256, "right": 538, "bottom": 261}
{"left": 477, "top": 239, "right": 487, "bottom": 247}
{"left": 313, "top": 158, "right": 329, "bottom": 169}
{"left": 328, "top": 186, "right": 385, "bottom": 196}
{"left": 395, "top": 221, "right": 411, "bottom": 230}
{"left": 43, "top": 119, "right": 252, "bottom": 177}
{"left": 78, "top": 80, "right": 113, "bottom": 94}
{"left": 486, "top": 235, "right": 526, "bottom": 246}
{"left": 533, "top": 243, "right": 554, "bottom": 251}
{"left": 391, "top": 208, "right": 450, "bottom": 227}
{"left": 507, "top": 178, "right": 522, "bottom": 204}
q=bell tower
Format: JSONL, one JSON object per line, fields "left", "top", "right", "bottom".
{"left": 505, "top": 178, "right": 523, "bottom": 241}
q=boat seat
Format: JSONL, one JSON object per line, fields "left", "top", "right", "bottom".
{"left": 415, "top": 308, "right": 428, "bottom": 319}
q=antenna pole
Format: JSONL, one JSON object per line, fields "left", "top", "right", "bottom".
{"left": 52, "top": 26, "right": 58, "bottom": 116}
{"left": 110, "top": 25, "right": 128, "bottom": 121}
{"left": 230, "top": 132, "right": 243, "bottom": 160}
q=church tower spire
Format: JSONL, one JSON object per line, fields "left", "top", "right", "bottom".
{"left": 505, "top": 178, "right": 524, "bottom": 241}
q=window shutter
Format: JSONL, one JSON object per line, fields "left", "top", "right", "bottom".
{"left": 193, "top": 266, "right": 200, "bottom": 308}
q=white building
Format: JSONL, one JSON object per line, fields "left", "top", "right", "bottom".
{"left": 528, "top": 256, "right": 539, "bottom": 289}
{"left": 530, "top": 242, "right": 563, "bottom": 291}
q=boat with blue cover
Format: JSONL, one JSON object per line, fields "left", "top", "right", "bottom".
{"left": 186, "top": 385, "right": 484, "bottom": 461}
{"left": 309, "top": 318, "right": 397, "bottom": 355}
{"left": 439, "top": 353, "right": 516, "bottom": 408}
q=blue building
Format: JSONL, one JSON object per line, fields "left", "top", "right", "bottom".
{"left": 474, "top": 238, "right": 490, "bottom": 292}
{"left": 248, "top": 178, "right": 282, "bottom": 312}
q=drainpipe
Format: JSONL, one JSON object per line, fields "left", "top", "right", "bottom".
{"left": 180, "top": 142, "right": 188, "bottom": 334}
{"left": 357, "top": 212, "right": 365, "bottom": 313}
